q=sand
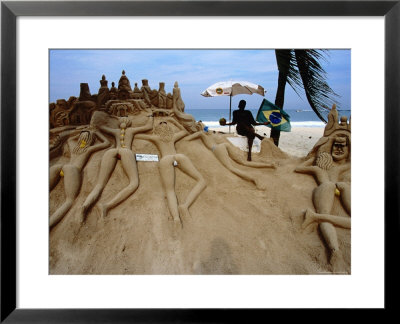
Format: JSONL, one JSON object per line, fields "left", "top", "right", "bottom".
{"left": 50, "top": 119, "right": 350, "bottom": 275}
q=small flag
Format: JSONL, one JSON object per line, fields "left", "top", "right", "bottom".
{"left": 256, "top": 99, "right": 291, "bottom": 132}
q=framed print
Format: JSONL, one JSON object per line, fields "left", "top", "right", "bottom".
{"left": 1, "top": 0, "right": 399, "bottom": 322}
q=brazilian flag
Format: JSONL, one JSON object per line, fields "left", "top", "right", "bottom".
{"left": 256, "top": 99, "right": 291, "bottom": 132}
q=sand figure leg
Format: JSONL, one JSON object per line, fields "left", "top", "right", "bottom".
{"left": 225, "top": 144, "right": 275, "bottom": 168}
{"left": 311, "top": 182, "right": 343, "bottom": 266}
{"left": 174, "top": 154, "right": 206, "bottom": 219}
{"left": 50, "top": 165, "right": 81, "bottom": 228}
{"left": 100, "top": 149, "right": 139, "bottom": 217}
{"left": 336, "top": 182, "right": 351, "bottom": 215}
{"left": 159, "top": 156, "right": 180, "bottom": 224}
{"left": 313, "top": 182, "right": 336, "bottom": 214}
{"left": 80, "top": 149, "right": 118, "bottom": 222}
{"left": 303, "top": 209, "right": 351, "bottom": 229}
{"left": 319, "top": 222, "right": 344, "bottom": 270}
{"left": 49, "top": 164, "right": 63, "bottom": 191}
{"left": 213, "top": 145, "right": 264, "bottom": 189}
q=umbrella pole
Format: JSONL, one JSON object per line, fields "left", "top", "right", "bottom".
{"left": 229, "top": 95, "right": 232, "bottom": 134}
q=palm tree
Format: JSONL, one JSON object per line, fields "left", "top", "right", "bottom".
{"left": 271, "top": 49, "right": 339, "bottom": 146}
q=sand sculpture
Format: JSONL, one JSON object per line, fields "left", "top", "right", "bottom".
{"left": 295, "top": 104, "right": 351, "bottom": 271}
{"left": 49, "top": 127, "right": 110, "bottom": 228}
{"left": 135, "top": 117, "right": 206, "bottom": 227}
{"left": 79, "top": 111, "right": 154, "bottom": 221}
{"left": 172, "top": 81, "right": 199, "bottom": 133}
{"left": 184, "top": 129, "right": 275, "bottom": 190}
{"left": 49, "top": 70, "right": 351, "bottom": 275}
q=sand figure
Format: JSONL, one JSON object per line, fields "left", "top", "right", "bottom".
{"left": 79, "top": 114, "right": 154, "bottom": 221}
{"left": 50, "top": 128, "right": 110, "bottom": 228}
{"left": 141, "top": 79, "right": 155, "bottom": 107}
{"left": 225, "top": 100, "right": 269, "bottom": 161}
{"left": 172, "top": 81, "right": 199, "bottom": 133}
{"left": 295, "top": 135, "right": 351, "bottom": 269}
{"left": 135, "top": 117, "right": 206, "bottom": 227}
{"left": 184, "top": 128, "right": 275, "bottom": 190}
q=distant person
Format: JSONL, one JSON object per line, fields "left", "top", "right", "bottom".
{"left": 225, "top": 100, "right": 269, "bottom": 161}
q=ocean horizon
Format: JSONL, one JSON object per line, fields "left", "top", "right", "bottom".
{"left": 185, "top": 108, "right": 351, "bottom": 128}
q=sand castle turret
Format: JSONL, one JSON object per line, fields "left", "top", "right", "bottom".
{"left": 118, "top": 70, "right": 133, "bottom": 100}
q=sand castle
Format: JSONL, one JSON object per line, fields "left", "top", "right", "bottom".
{"left": 49, "top": 71, "right": 351, "bottom": 275}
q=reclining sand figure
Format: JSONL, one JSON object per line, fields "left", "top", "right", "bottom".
{"left": 183, "top": 127, "right": 275, "bottom": 190}
{"left": 79, "top": 112, "right": 154, "bottom": 221}
{"left": 135, "top": 117, "right": 206, "bottom": 227}
{"left": 295, "top": 135, "right": 351, "bottom": 269}
{"left": 50, "top": 127, "right": 110, "bottom": 228}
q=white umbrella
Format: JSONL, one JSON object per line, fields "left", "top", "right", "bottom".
{"left": 201, "top": 81, "right": 266, "bottom": 132}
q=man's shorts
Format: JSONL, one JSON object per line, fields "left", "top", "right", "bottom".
{"left": 236, "top": 124, "right": 256, "bottom": 138}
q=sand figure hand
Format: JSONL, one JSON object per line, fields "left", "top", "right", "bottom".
{"left": 254, "top": 179, "right": 267, "bottom": 191}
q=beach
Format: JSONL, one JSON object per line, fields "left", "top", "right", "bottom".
{"left": 207, "top": 125, "right": 324, "bottom": 158}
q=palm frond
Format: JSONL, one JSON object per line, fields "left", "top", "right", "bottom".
{"left": 294, "top": 50, "right": 340, "bottom": 123}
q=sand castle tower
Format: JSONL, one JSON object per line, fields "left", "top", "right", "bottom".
{"left": 118, "top": 70, "right": 133, "bottom": 100}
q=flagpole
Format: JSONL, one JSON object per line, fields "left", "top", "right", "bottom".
{"left": 229, "top": 94, "right": 232, "bottom": 134}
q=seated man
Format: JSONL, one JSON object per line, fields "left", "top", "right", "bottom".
{"left": 225, "top": 100, "right": 269, "bottom": 161}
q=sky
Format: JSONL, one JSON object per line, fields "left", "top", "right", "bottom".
{"left": 49, "top": 49, "right": 350, "bottom": 111}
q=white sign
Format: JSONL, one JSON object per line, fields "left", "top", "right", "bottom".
{"left": 135, "top": 154, "right": 159, "bottom": 162}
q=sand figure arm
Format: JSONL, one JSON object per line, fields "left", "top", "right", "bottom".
{"left": 184, "top": 131, "right": 214, "bottom": 150}
{"left": 131, "top": 116, "right": 154, "bottom": 135}
{"left": 50, "top": 128, "right": 80, "bottom": 151}
{"left": 99, "top": 124, "right": 118, "bottom": 136}
{"left": 84, "top": 131, "right": 111, "bottom": 155}
{"left": 173, "top": 130, "right": 189, "bottom": 143}
{"left": 295, "top": 160, "right": 328, "bottom": 185}
{"left": 164, "top": 117, "right": 187, "bottom": 131}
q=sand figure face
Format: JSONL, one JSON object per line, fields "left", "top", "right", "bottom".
{"left": 331, "top": 137, "right": 349, "bottom": 162}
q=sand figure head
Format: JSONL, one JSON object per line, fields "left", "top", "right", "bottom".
{"left": 154, "top": 120, "right": 174, "bottom": 142}
{"left": 116, "top": 104, "right": 128, "bottom": 117}
{"left": 119, "top": 117, "right": 131, "bottom": 130}
{"left": 73, "top": 130, "right": 96, "bottom": 154}
{"left": 331, "top": 136, "right": 349, "bottom": 162}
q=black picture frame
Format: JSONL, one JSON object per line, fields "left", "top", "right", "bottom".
{"left": 1, "top": 0, "right": 398, "bottom": 322}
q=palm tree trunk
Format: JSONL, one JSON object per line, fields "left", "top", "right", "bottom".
{"left": 271, "top": 70, "right": 287, "bottom": 146}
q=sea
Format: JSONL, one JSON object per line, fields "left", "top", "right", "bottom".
{"left": 185, "top": 108, "right": 351, "bottom": 128}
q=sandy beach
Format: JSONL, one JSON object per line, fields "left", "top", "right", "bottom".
{"left": 207, "top": 125, "right": 324, "bottom": 158}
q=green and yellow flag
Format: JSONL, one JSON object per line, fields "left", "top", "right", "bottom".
{"left": 256, "top": 99, "right": 291, "bottom": 132}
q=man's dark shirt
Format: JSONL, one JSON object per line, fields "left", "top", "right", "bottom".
{"left": 232, "top": 109, "right": 257, "bottom": 127}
